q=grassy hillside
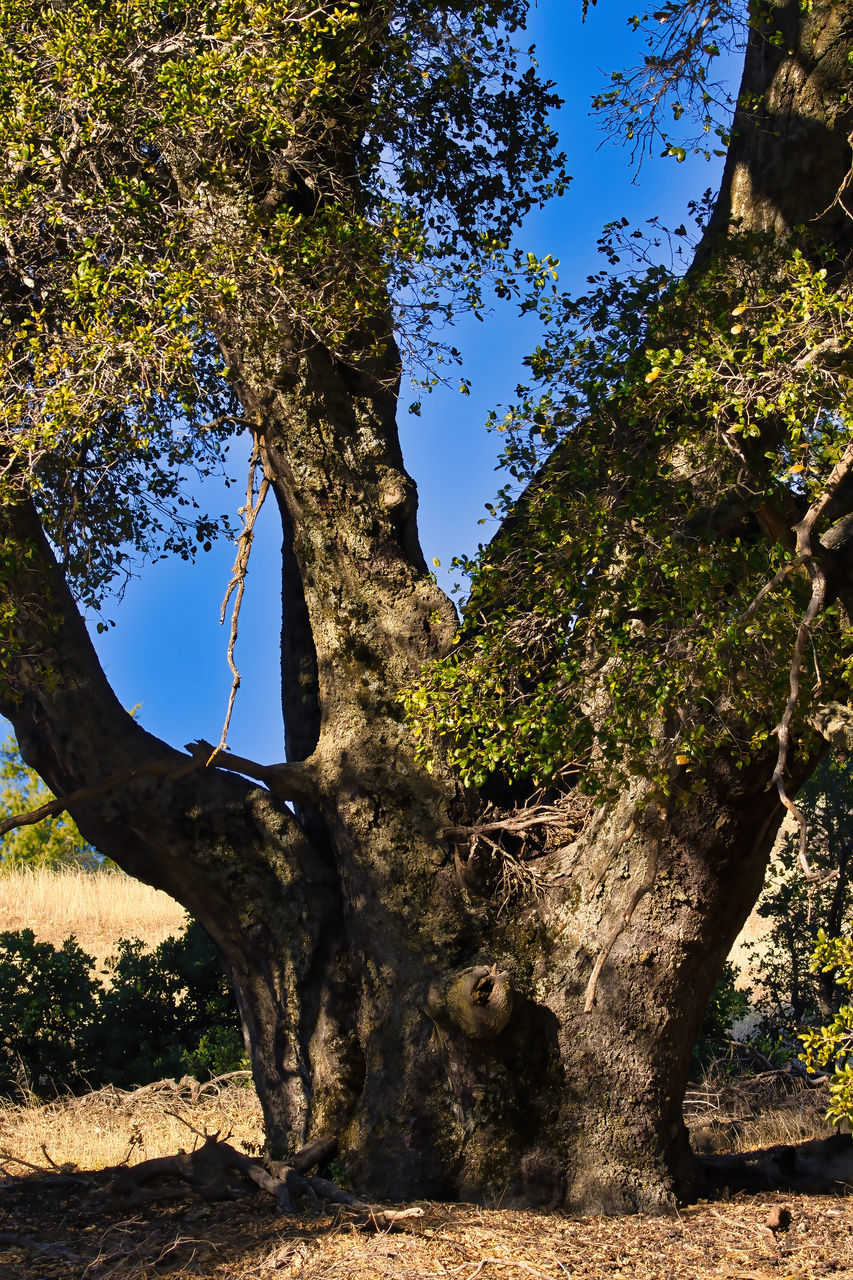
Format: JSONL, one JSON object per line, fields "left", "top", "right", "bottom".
{"left": 0, "top": 866, "right": 186, "bottom": 976}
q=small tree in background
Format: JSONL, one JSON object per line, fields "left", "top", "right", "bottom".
{"left": 1, "top": 733, "right": 99, "bottom": 870}
{"left": 800, "top": 934, "right": 853, "bottom": 1128}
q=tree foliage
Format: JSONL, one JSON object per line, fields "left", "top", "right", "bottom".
{"left": 591, "top": 0, "right": 745, "bottom": 167}
{"left": 0, "top": 732, "right": 98, "bottom": 869}
{"left": 800, "top": 932, "right": 853, "bottom": 1128}
{"left": 407, "top": 228, "right": 853, "bottom": 800}
{"left": 0, "top": 0, "right": 564, "bottom": 606}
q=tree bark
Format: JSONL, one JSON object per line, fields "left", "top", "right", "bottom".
{"left": 2, "top": 0, "right": 852, "bottom": 1214}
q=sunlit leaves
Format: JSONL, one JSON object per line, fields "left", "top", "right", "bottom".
{"left": 800, "top": 933, "right": 853, "bottom": 1127}
{"left": 405, "top": 235, "right": 853, "bottom": 797}
{"left": 0, "top": 0, "right": 566, "bottom": 602}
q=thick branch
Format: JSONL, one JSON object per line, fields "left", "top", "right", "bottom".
{"left": 0, "top": 741, "right": 322, "bottom": 841}
{"left": 794, "top": 440, "right": 853, "bottom": 555}
{"left": 185, "top": 739, "right": 320, "bottom": 804}
{"left": 0, "top": 757, "right": 201, "bottom": 840}
{"left": 0, "top": 496, "right": 327, "bottom": 910}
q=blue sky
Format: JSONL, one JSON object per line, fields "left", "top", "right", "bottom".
{"left": 63, "top": 1, "right": 733, "bottom": 766}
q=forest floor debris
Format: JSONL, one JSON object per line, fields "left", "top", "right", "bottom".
{"left": 1, "top": 1074, "right": 851, "bottom": 1279}
{"left": 1, "top": 1179, "right": 852, "bottom": 1280}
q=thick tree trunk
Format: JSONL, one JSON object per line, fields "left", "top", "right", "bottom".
{"left": 2, "top": 0, "right": 852, "bottom": 1215}
{"left": 0, "top": 492, "right": 789, "bottom": 1210}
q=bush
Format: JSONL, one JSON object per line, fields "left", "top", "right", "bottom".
{"left": 0, "top": 929, "right": 100, "bottom": 1095}
{"left": 94, "top": 921, "right": 246, "bottom": 1086}
{"left": 0, "top": 920, "right": 245, "bottom": 1098}
{"left": 799, "top": 932, "right": 853, "bottom": 1128}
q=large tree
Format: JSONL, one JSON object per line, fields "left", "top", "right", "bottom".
{"left": 1, "top": 0, "right": 852, "bottom": 1213}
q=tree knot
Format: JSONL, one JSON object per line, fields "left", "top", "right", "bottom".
{"left": 427, "top": 964, "right": 515, "bottom": 1039}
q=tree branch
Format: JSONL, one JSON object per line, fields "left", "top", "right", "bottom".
{"left": 0, "top": 739, "right": 321, "bottom": 841}
{"left": 184, "top": 739, "right": 320, "bottom": 804}
{"left": 738, "top": 444, "right": 853, "bottom": 880}
{"left": 0, "top": 757, "right": 204, "bottom": 840}
{"left": 740, "top": 555, "right": 807, "bottom": 623}
{"left": 440, "top": 805, "right": 580, "bottom": 840}
{"left": 794, "top": 440, "right": 853, "bottom": 557}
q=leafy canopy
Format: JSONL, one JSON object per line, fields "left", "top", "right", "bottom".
{"left": 403, "top": 0, "right": 853, "bottom": 800}
{"left": 0, "top": 0, "right": 565, "bottom": 604}
{"left": 406, "top": 229, "right": 853, "bottom": 796}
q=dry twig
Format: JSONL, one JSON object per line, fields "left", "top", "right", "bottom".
{"left": 212, "top": 436, "right": 272, "bottom": 757}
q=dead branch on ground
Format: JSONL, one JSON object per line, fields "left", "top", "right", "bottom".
{"left": 86, "top": 1132, "right": 422, "bottom": 1229}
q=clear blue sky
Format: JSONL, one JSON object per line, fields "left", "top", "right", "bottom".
{"left": 43, "top": 1, "right": 733, "bottom": 766}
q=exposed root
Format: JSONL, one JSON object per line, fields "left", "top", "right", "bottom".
{"left": 71, "top": 1132, "right": 424, "bottom": 1229}
{"left": 441, "top": 796, "right": 589, "bottom": 842}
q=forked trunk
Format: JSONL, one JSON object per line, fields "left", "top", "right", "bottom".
{"left": 1, "top": 0, "right": 851, "bottom": 1215}
{"left": 222, "top": 742, "right": 786, "bottom": 1212}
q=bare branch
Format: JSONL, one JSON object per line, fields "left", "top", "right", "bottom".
{"left": 211, "top": 436, "right": 272, "bottom": 757}
{"left": 185, "top": 739, "right": 320, "bottom": 805}
{"left": 589, "top": 815, "right": 637, "bottom": 898}
{"left": 441, "top": 807, "right": 576, "bottom": 840}
{"left": 766, "top": 563, "right": 832, "bottom": 883}
{"left": 741, "top": 442, "right": 853, "bottom": 879}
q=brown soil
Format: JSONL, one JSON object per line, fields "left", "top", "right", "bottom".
{"left": 1, "top": 1176, "right": 852, "bottom": 1280}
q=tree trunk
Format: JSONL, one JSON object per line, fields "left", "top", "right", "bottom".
{"left": 1, "top": 0, "right": 852, "bottom": 1214}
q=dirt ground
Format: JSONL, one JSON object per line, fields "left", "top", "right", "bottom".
{"left": 1, "top": 1175, "right": 852, "bottom": 1280}
{"left": 2, "top": 1072, "right": 851, "bottom": 1280}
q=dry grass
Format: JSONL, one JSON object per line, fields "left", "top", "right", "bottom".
{"left": 1, "top": 1077, "right": 852, "bottom": 1280}
{"left": 685, "top": 1065, "right": 836, "bottom": 1154}
{"left": 0, "top": 1074, "right": 265, "bottom": 1176}
{"left": 0, "top": 1071, "right": 835, "bottom": 1185}
{"left": 0, "top": 865, "right": 186, "bottom": 975}
{"left": 2, "top": 1086, "right": 853, "bottom": 1280}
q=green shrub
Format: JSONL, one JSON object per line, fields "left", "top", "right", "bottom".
{"left": 94, "top": 921, "right": 246, "bottom": 1086}
{"left": 0, "top": 920, "right": 245, "bottom": 1098}
{"left": 0, "top": 928, "right": 100, "bottom": 1095}
{"left": 799, "top": 932, "right": 853, "bottom": 1127}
